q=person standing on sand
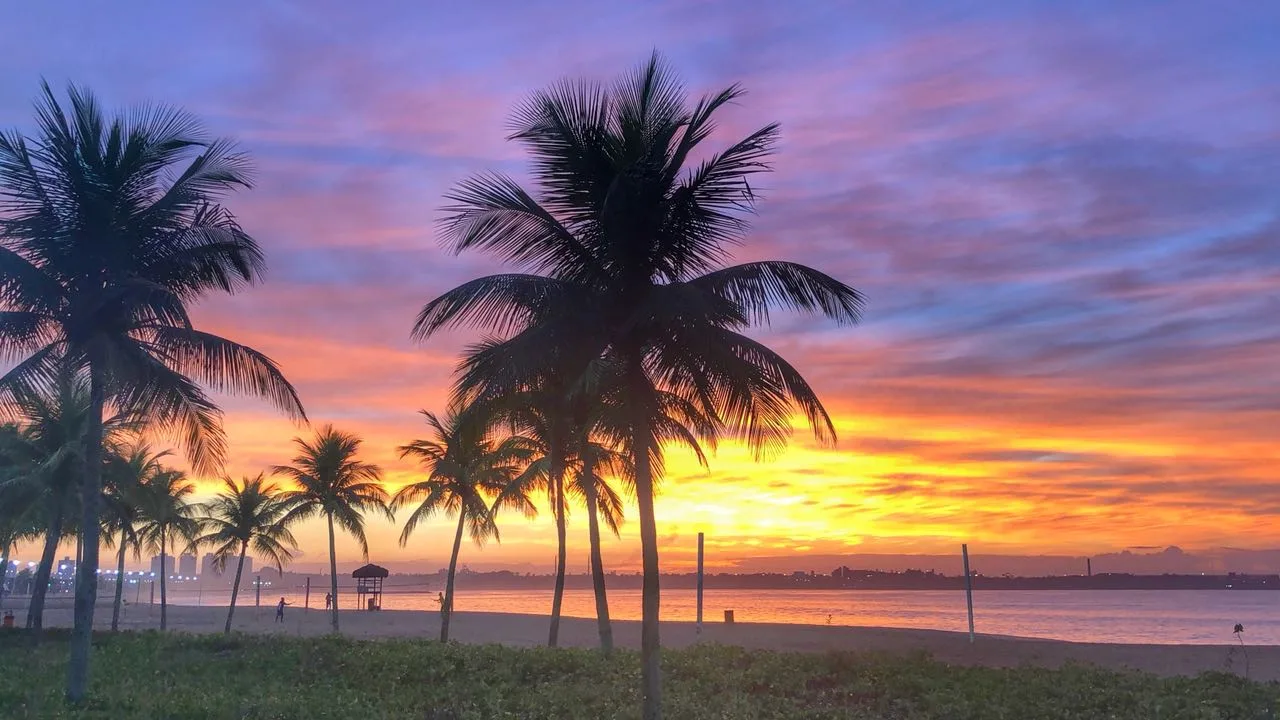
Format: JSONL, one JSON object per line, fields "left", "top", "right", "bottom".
{"left": 276, "top": 597, "right": 291, "bottom": 623}
{"left": 325, "top": 592, "right": 332, "bottom": 610}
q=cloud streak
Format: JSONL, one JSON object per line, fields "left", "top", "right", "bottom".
{"left": 2, "top": 0, "right": 1277, "bottom": 573}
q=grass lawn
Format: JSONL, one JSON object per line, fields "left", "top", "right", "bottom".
{"left": 0, "top": 630, "right": 1276, "bottom": 719}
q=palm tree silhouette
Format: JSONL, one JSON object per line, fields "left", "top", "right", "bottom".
{"left": 568, "top": 424, "right": 629, "bottom": 654}
{"left": 489, "top": 385, "right": 575, "bottom": 648}
{"left": 0, "top": 430, "right": 42, "bottom": 611}
{"left": 392, "top": 403, "right": 532, "bottom": 642}
{"left": 0, "top": 369, "right": 139, "bottom": 634}
{"left": 0, "top": 83, "right": 306, "bottom": 700}
{"left": 276, "top": 425, "right": 388, "bottom": 634}
{"left": 412, "top": 54, "right": 862, "bottom": 718}
{"left": 101, "top": 443, "right": 168, "bottom": 631}
{"left": 193, "top": 474, "right": 297, "bottom": 634}
{"left": 134, "top": 468, "right": 200, "bottom": 631}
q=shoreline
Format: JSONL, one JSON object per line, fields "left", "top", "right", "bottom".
{"left": 14, "top": 600, "right": 1275, "bottom": 682}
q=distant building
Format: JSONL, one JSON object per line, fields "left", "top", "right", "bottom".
{"left": 179, "top": 554, "right": 196, "bottom": 577}
{"left": 150, "top": 555, "right": 174, "bottom": 577}
{"left": 201, "top": 553, "right": 221, "bottom": 577}
{"left": 242, "top": 557, "right": 253, "bottom": 578}
{"left": 55, "top": 556, "right": 75, "bottom": 578}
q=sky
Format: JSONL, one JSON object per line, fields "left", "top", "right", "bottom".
{"left": 2, "top": 1, "right": 1278, "bottom": 575}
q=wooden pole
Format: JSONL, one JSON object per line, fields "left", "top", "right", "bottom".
{"left": 255, "top": 575, "right": 261, "bottom": 607}
{"left": 962, "top": 544, "right": 975, "bottom": 644}
{"left": 305, "top": 577, "right": 311, "bottom": 609}
{"left": 696, "top": 532, "right": 705, "bottom": 634}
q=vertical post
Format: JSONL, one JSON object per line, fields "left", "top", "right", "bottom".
{"left": 149, "top": 579, "right": 155, "bottom": 605}
{"left": 696, "top": 532, "right": 705, "bottom": 634}
{"left": 962, "top": 544, "right": 975, "bottom": 644}
{"left": 1087, "top": 558, "right": 1092, "bottom": 577}
{"left": 305, "top": 577, "right": 311, "bottom": 609}
{"left": 255, "top": 575, "right": 261, "bottom": 608}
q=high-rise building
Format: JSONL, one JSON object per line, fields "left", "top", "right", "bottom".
{"left": 200, "top": 553, "right": 220, "bottom": 578}
{"left": 55, "top": 556, "right": 75, "bottom": 578}
{"left": 242, "top": 557, "right": 253, "bottom": 578}
{"left": 149, "top": 555, "right": 174, "bottom": 577}
{"left": 178, "top": 554, "right": 196, "bottom": 577}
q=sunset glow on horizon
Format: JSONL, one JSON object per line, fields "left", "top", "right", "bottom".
{"left": 3, "top": 1, "right": 1277, "bottom": 575}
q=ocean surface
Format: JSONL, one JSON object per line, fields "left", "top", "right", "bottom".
{"left": 165, "top": 585, "right": 1280, "bottom": 645}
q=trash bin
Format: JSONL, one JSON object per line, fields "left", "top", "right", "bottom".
{"left": 724, "top": 610, "right": 734, "bottom": 624}
{"left": 367, "top": 598, "right": 377, "bottom": 611}
{"left": 2, "top": 611, "right": 14, "bottom": 628}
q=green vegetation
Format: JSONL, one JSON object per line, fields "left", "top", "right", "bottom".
{"left": 0, "top": 631, "right": 1274, "bottom": 720}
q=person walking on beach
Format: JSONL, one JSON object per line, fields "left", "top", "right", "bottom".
{"left": 276, "top": 597, "right": 291, "bottom": 623}
{"left": 324, "top": 592, "right": 332, "bottom": 610}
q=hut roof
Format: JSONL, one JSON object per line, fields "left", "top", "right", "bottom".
{"left": 351, "top": 563, "right": 389, "bottom": 579}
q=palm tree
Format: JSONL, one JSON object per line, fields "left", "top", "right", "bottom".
{"left": 0, "top": 514, "right": 38, "bottom": 610}
{"left": 193, "top": 474, "right": 296, "bottom": 634}
{"left": 0, "top": 369, "right": 138, "bottom": 633}
{"left": 101, "top": 443, "right": 166, "bottom": 631}
{"left": 411, "top": 54, "right": 863, "bottom": 719}
{"left": 275, "top": 425, "right": 388, "bottom": 634}
{"left": 0, "top": 439, "right": 41, "bottom": 610}
{"left": 0, "top": 83, "right": 306, "bottom": 700}
{"left": 392, "top": 403, "right": 532, "bottom": 642}
{"left": 488, "top": 385, "right": 573, "bottom": 647}
{"left": 134, "top": 468, "right": 200, "bottom": 631}
{"left": 569, "top": 427, "right": 629, "bottom": 653}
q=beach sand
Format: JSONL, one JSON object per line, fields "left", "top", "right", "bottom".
{"left": 13, "top": 598, "right": 1270, "bottom": 681}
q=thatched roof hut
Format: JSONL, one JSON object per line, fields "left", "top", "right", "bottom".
{"left": 352, "top": 564, "right": 388, "bottom": 610}
{"left": 351, "top": 563, "right": 389, "bottom": 579}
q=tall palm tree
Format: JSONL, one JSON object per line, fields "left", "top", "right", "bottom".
{"left": 101, "top": 443, "right": 166, "bottom": 631}
{"left": 392, "top": 403, "right": 532, "bottom": 642}
{"left": 134, "top": 468, "right": 200, "bottom": 631}
{"left": 411, "top": 55, "right": 863, "bottom": 719}
{"left": 0, "top": 83, "right": 306, "bottom": 700}
{"left": 193, "top": 474, "right": 296, "bottom": 634}
{"left": 276, "top": 425, "right": 388, "bottom": 634}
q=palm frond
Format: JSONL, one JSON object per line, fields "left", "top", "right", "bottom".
{"left": 689, "top": 261, "right": 864, "bottom": 327}
{"left": 140, "top": 325, "right": 306, "bottom": 421}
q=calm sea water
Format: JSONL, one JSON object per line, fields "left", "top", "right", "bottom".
{"left": 166, "top": 586, "right": 1280, "bottom": 645}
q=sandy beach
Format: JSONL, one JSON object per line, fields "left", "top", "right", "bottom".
{"left": 11, "top": 597, "right": 1271, "bottom": 682}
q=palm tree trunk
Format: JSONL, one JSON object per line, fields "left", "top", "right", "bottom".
{"left": 0, "top": 542, "right": 10, "bottom": 610}
{"left": 224, "top": 543, "right": 248, "bottom": 634}
{"left": 441, "top": 510, "right": 466, "bottom": 643}
{"left": 548, "top": 458, "right": 567, "bottom": 648}
{"left": 327, "top": 513, "right": 339, "bottom": 633}
{"left": 67, "top": 362, "right": 106, "bottom": 703}
{"left": 632, "top": 418, "right": 662, "bottom": 720}
{"left": 110, "top": 535, "right": 127, "bottom": 631}
{"left": 583, "top": 461, "right": 613, "bottom": 654}
{"left": 27, "top": 499, "right": 64, "bottom": 633}
{"left": 159, "top": 530, "right": 168, "bottom": 631}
